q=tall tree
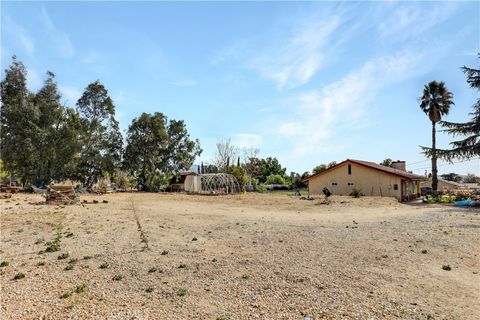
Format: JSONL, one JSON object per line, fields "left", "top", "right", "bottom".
{"left": 31, "top": 71, "right": 80, "bottom": 186}
{"left": 76, "top": 81, "right": 122, "bottom": 188}
{"left": 0, "top": 56, "right": 39, "bottom": 185}
{"left": 123, "top": 112, "right": 201, "bottom": 191}
{"left": 419, "top": 81, "right": 454, "bottom": 193}
{"left": 424, "top": 58, "right": 479, "bottom": 161}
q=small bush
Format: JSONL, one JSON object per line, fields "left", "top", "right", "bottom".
{"left": 65, "top": 264, "right": 75, "bottom": 271}
{"left": 99, "top": 263, "right": 109, "bottom": 269}
{"left": 241, "top": 273, "right": 250, "bottom": 279}
{"left": 161, "top": 250, "right": 169, "bottom": 255}
{"left": 13, "top": 272, "right": 25, "bottom": 280}
{"left": 148, "top": 267, "right": 158, "bottom": 273}
{"left": 60, "top": 292, "right": 72, "bottom": 299}
{"left": 0, "top": 261, "right": 9, "bottom": 267}
{"left": 421, "top": 249, "right": 428, "bottom": 254}
{"left": 177, "top": 288, "right": 188, "bottom": 296}
{"left": 265, "top": 174, "right": 286, "bottom": 185}
{"left": 57, "top": 252, "right": 69, "bottom": 260}
{"left": 36, "top": 261, "right": 46, "bottom": 266}
{"left": 442, "top": 264, "right": 451, "bottom": 271}
{"left": 145, "top": 286, "right": 154, "bottom": 293}
{"left": 178, "top": 263, "right": 188, "bottom": 269}
{"left": 75, "top": 284, "right": 88, "bottom": 294}
{"left": 112, "top": 275, "right": 123, "bottom": 281}
{"left": 256, "top": 183, "right": 267, "bottom": 193}
{"left": 45, "top": 242, "right": 60, "bottom": 253}
{"left": 83, "top": 256, "right": 93, "bottom": 260}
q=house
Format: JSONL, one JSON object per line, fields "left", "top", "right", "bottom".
{"left": 420, "top": 179, "right": 466, "bottom": 193}
{"left": 302, "top": 159, "right": 426, "bottom": 201}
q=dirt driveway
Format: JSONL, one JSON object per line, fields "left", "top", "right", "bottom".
{"left": 1, "top": 193, "right": 479, "bottom": 319}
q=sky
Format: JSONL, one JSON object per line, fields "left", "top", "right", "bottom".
{"left": 1, "top": 1, "right": 479, "bottom": 176}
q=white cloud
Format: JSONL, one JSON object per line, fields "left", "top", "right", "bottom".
{"left": 278, "top": 51, "right": 424, "bottom": 156}
{"left": 232, "top": 134, "right": 262, "bottom": 149}
{"left": 249, "top": 15, "right": 341, "bottom": 89}
{"left": 59, "top": 86, "right": 81, "bottom": 105}
{"left": 378, "top": 3, "right": 458, "bottom": 41}
{"left": 41, "top": 8, "right": 74, "bottom": 57}
{"left": 213, "top": 12, "right": 342, "bottom": 90}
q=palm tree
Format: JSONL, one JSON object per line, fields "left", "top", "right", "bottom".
{"left": 419, "top": 81, "right": 454, "bottom": 194}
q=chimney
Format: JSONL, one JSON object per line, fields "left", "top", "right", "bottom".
{"left": 391, "top": 160, "right": 406, "bottom": 171}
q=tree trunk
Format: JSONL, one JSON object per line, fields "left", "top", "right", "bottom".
{"left": 431, "top": 121, "right": 438, "bottom": 194}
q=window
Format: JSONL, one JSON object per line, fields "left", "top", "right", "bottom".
{"left": 347, "top": 182, "right": 354, "bottom": 186}
{"left": 348, "top": 164, "right": 352, "bottom": 175}
{"left": 393, "top": 184, "right": 398, "bottom": 190}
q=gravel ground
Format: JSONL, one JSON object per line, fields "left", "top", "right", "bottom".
{"left": 0, "top": 193, "right": 479, "bottom": 320}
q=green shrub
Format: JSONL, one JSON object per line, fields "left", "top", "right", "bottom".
{"left": 60, "top": 292, "right": 72, "bottom": 299}
{"left": 177, "top": 288, "right": 188, "bottom": 296}
{"left": 256, "top": 183, "right": 267, "bottom": 193}
{"left": 13, "top": 272, "right": 25, "bottom": 280}
{"left": 57, "top": 252, "right": 69, "bottom": 260}
{"left": 75, "top": 284, "right": 88, "bottom": 294}
{"left": 265, "top": 174, "right": 285, "bottom": 185}
{"left": 228, "top": 166, "right": 248, "bottom": 192}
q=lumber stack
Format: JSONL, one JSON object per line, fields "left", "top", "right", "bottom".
{"left": 46, "top": 185, "right": 79, "bottom": 205}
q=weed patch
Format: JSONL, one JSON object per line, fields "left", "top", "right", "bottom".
{"left": 177, "top": 288, "right": 188, "bottom": 296}
{"left": 13, "top": 272, "right": 25, "bottom": 280}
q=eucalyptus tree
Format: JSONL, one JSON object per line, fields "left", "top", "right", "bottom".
{"left": 76, "top": 81, "right": 122, "bottom": 188}
{"left": 0, "top": 56, "right": 38, "bottom": 185}
{"left": 123, "top": 112, "right": 201, "bottom": 191}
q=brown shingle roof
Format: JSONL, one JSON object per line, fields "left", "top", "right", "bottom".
{"left": 302, "top": 159, "right": 427, "bottom": 182}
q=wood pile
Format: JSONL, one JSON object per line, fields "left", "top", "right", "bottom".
{"left": 46, "top": 185, "right": 79, "bottom": 205}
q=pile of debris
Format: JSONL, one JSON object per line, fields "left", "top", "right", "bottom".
{"left": 46, "top": 185, "right": 79, "bottom": 205}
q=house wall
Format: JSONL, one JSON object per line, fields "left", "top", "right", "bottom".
{"left": 308, "top": 162, "right": 404, "bottom": 199}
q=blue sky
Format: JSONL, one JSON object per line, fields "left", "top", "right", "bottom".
{"left": 1, "top": 1, "right": 479, "bottom": 176}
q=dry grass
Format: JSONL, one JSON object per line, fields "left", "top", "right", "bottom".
{"left": 0, "top": 192, "right": 479, "bottom": 319}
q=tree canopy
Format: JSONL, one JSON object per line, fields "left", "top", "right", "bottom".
{"left": 76, "top": 81, "right": 123, "bottom": 187}
{"left": 123, "top": 112, "right": 201, "bottom": 191}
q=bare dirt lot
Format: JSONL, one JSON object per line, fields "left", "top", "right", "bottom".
{"left": 1, "top": 193, "right": 479, "bottom": 320}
